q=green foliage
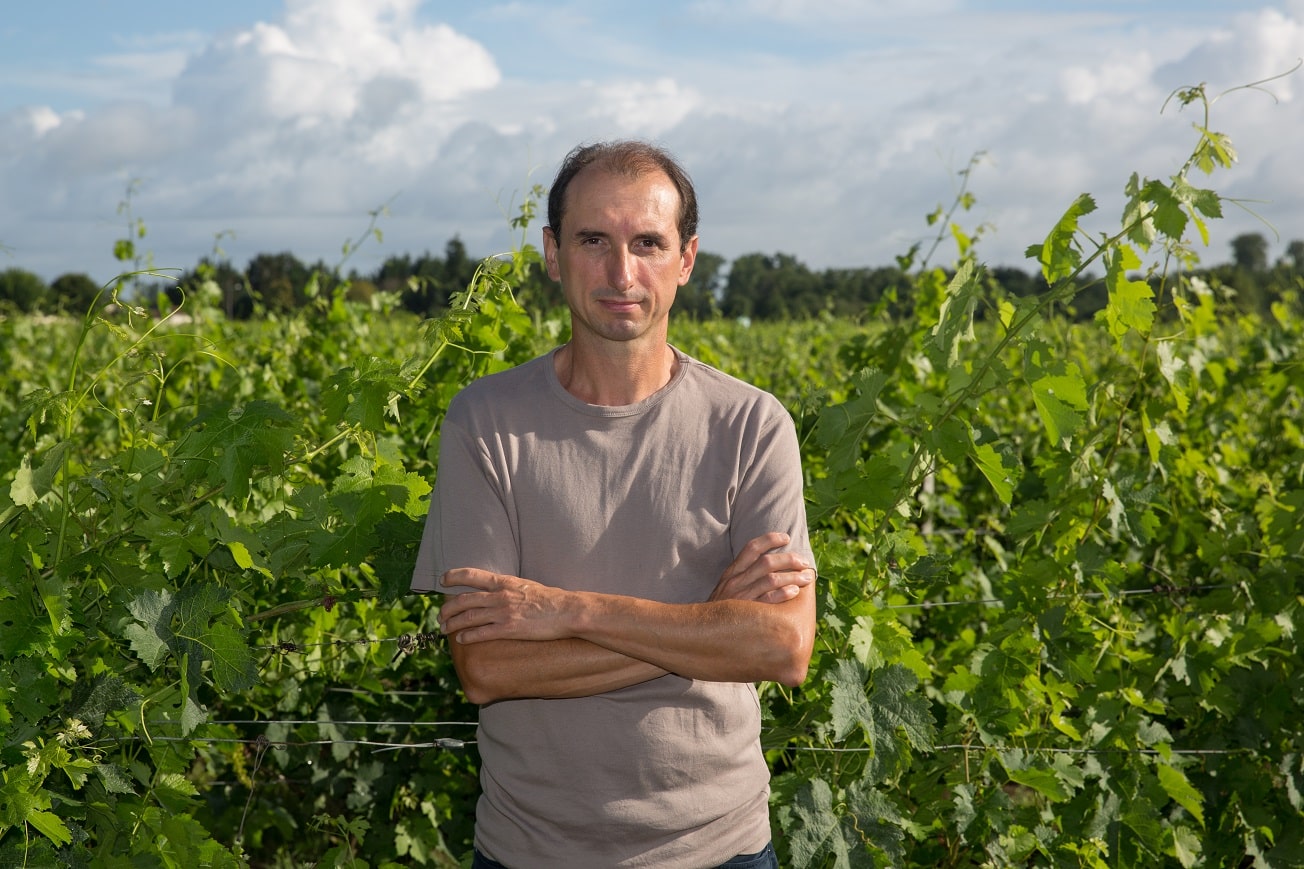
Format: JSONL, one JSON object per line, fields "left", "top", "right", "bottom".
{"left": 762, "top": 81, "right": 1304, "bottom": 868}
{"left": 2, "top": 81, "right": 1302, "bottom": 868}
{"left": 0, "top": 267, "right": 49, "bottom": 313}
{"left": 0, "top": 192, "right": 549, "bottom": 864}
{"left": 49, "top": 272, "right": 105, "bottom": 316}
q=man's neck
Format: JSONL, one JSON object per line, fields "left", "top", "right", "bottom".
{"left": 554, "top": 338, "right": 677, "bottom": 407}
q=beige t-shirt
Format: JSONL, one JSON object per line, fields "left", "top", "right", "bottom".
{"left": 412, "top": 347, "right": 814, "bottom": 868}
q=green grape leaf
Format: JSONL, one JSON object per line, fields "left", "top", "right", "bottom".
{"left": 927, "top": 260, "right": 981, "bottom": 367}
{"left": 827, "top": 657, "right": 873, "bottom": 743}
{"left": 1030, "top": 363, "right": 1089, "bottom": 445}
{"left": 122, "top": 585, "right": 257, "bottom": 692}
{"left": 95, "top": 763, "right": 137, "bottom": 795}
{"left": 1031, "top": 194, "right": 1096, "bottom": 283}
{"left": 1192, "top": 125, "right": 1237, "bottom": 174}
{"left": 0, "top": 598, "right": 46, "bottom": 657}
{"left": 123, "top": 589, "right": 172, "bottom": 669}
{"left": 780, "top": 779, "right": 865, "bottom": 869}
{"left": 171, "top": 584, "right": 257, "bottom": 692}
{"left": 845, "top": 780, "right": 907, "bottom": 864}
{"left": 868, "top": 664, "right": 935, "bottom": 753}
{"left": 1139, "top": 179, "right": 1188, "bottom": 240}
{"left": 9, "top": 441, "right": 72, "bottom": 507}
{"left": 178, "top": 401, "right": 295, "bottom": 503}
{"left": 65, "top": 673, "right": 140, "bottom": 730}
{"left": 207, "top": 620, "right": 259, "bottom": 693}
{"left": 153, "top": 772, "right": 201, "bottom": 814}
{"left": 25, "top": 810, "right": 72, "bottom": 846}
{"left": 815, "top": 368, "right": 890, "bottom": 470}
{"left": 1006, "top": 765, "right": 1071, "bottom": 802}
{"left": 970, "top": 441, "right": 1015, "bottom": 505}
{"left": 1100, "top": 243, "right": 1155, "bottom": 343}
{"left": 1157, "top": 763, "right": 1205, "bottom": 826}
{"left": 322, "top": 358, "right": 408, "bottom": 432}
{"left": 1121, "top": 172, "right": 1158, "bottom": 249}
{"left": 227, "top": 541, "right": 254, "bottom": 570}
{"left": 1171, "top": 824, "right": 1202, "bottom": 868}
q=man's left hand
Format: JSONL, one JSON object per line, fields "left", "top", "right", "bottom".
{"left": 438, "top": 569, "right": 574, "bottom": 644}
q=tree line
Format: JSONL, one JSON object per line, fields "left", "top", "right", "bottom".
{"left": 2, "top": 232, "right": 1301, "bottom": 321}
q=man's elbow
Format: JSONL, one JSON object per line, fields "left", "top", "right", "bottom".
{"left": 449, "top": 640, "right": 510, "bottom": 705}
{"left": 456, "top": 664, "right": 496, "bottom": 705}
{"left": 776, "top": 643, "right": 813, "bottom": 687}
{"left": 765, "top": 590, "right": 816, "bottom": 686}
{"left": 461, "top": 681, "right": 497, "bottom": 706}
{"left": 768, "top": 618, "right": 815, "bottom": 687}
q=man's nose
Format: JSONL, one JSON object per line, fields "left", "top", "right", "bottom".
{"left": 607, "top": 247, "right": 635, "bottom": 289}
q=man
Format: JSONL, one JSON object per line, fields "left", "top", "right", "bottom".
{"left": 412, "top": 140, "right": 816, "bottom": 868}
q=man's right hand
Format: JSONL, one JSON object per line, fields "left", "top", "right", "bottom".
{"left": 709, "top": 532, "right": 815, "bottom": 605}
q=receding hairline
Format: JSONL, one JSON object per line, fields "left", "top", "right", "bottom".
{"left": 546, "top": 140, "right": 699, "bottom": 248}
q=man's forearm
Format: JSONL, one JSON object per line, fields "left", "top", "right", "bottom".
{"left": 445, "top": 585, "right": 815, "bottom": 701}
{"left": 566, "top": 590, "right": 815, "bottom": 686}
{"left": 448, "top": 635, "right": 667, "bottom": 704}
{"left": 438, "top": 536, "right": 817, "bottom": 703}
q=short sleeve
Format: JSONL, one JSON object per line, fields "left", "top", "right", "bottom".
{"left": 727, "top": 399, "right": 815, "bottom": 571}
{"left": 410, "top": 410, "right": 521, "bottom": 594}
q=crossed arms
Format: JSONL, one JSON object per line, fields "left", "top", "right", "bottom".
{"left": 436, "top": 532, "right": 817, "bottom": 705}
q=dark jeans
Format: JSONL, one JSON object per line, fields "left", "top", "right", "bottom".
{"left": 472, "top": 841, "right": 779, "bottom": 868}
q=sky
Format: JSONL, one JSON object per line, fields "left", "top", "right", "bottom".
{"left": 1, "top": 0, "right": 1301, "bottom": 285}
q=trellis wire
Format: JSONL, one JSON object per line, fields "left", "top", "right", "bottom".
{"left": 779, "top": 743, "right": 1253, "bottom": 757}
{"left": 208, "top": 579, "right": 1257, "bottom": 761}
{"left": 99, "top": 728, "right": 1253, "bottom": 759}
{"left": 95, "top": 733, "right": 475, "bottom": 753}
{"left": 253, "top": 583, "right": 1239, "bottom": 657}
{"left": 881, "top": 583, "right": 1238, "bottom": 611}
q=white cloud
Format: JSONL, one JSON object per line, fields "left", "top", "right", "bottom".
{"left": 0, "top": 0, "right": 1301, "bottom": 285}
{"left": 173, "top": 0, "right": 499, "bottom": 124}
{"left": 591, "top": 78, "right": 703, "bottom": 135}
{"left": 692, "top": 0, "right": 961, "bottom": 24}
{"left": 1060, "top": 52, "right": 1160, "bottom": 106}
{"left": 1157, "top": 6, "right": 1302, "bottom": 96}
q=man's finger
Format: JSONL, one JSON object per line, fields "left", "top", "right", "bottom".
{"left": 721, "top": 532, "right": 791, "bottom": 580}
{"left": 441, "top": 567, "right": 498, "bottom": 589}
{"left": 712, "top": 563, "right": 815, "bottom": 603}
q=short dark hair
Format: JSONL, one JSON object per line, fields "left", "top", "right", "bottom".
{"left": 546, "top": 140, "right": 699, "bottom": 250}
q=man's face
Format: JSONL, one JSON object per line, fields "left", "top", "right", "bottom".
{"left": 543, "top": 167, "right": 698, "bottom": 348}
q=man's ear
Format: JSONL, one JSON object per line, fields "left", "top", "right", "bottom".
{"left": 678, "top": 235, "right": 699, "bottom": 286}
{"left": 543, "top": 225, "right": 562, "bottom": 281}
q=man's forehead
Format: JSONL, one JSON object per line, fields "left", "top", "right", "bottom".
{"left": 568, "top": 165, "right": 678, "bottom": 204}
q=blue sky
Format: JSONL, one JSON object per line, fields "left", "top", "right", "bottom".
{"left": 2, "top": 0, "right": 1301, "bottom": 283}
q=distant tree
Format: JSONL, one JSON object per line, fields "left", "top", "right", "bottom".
{"left": 175, "top": 258, "right": 250, "bottom": 318}
{"left": 375, "top": 253, "right": 415, "bottom": 295}
{"left": 518, "top": 259, "right": 564, "bottom": 311}
{"left": 171, "top": 258, "right": 250, "bottom": 318}
{"left": 394, "top": 251, "right": 448, "bottom": 316}
{"left": 50, "top": 272, "right": 103, "bottom": 315}
{"left": 722, "top": 253, "right": 820, "bottom": 319}
{"left": 989, "top": 266, "right": 1044, "bottom": 299}
{"left": 345, "top": 278, "right": 377, "bottom": 304}
{"left": 675, "top": 250, "right": 725, "bottom": 318}
{"left": 1267, "top": 239, "right": 1304, "bottom": 318}
{"left": 1069, "top": 273, "right": 1109, "bottom": 321}
{"left": 1281, "top": 239, "right": 1304, "bottom": 271}
{"left": 386, "top": 237, "right": 492, "bottom": 317}
{"left": 444, "top": 236, "right": 474, "bottom": 286}
{"left": 246, "top": 252, "right": 310, "bottom": 312}
{"left": 441, "top": 237, "right": 485, "bottom": 305}
{"left": 1230, "top": 232, "right": 1269, "bottom": 272}
{"left": 823, "top": 266, "right": 909, "bottom": 316}
{"left": 0, "top": 267, "right": 49, "bottom": 313}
